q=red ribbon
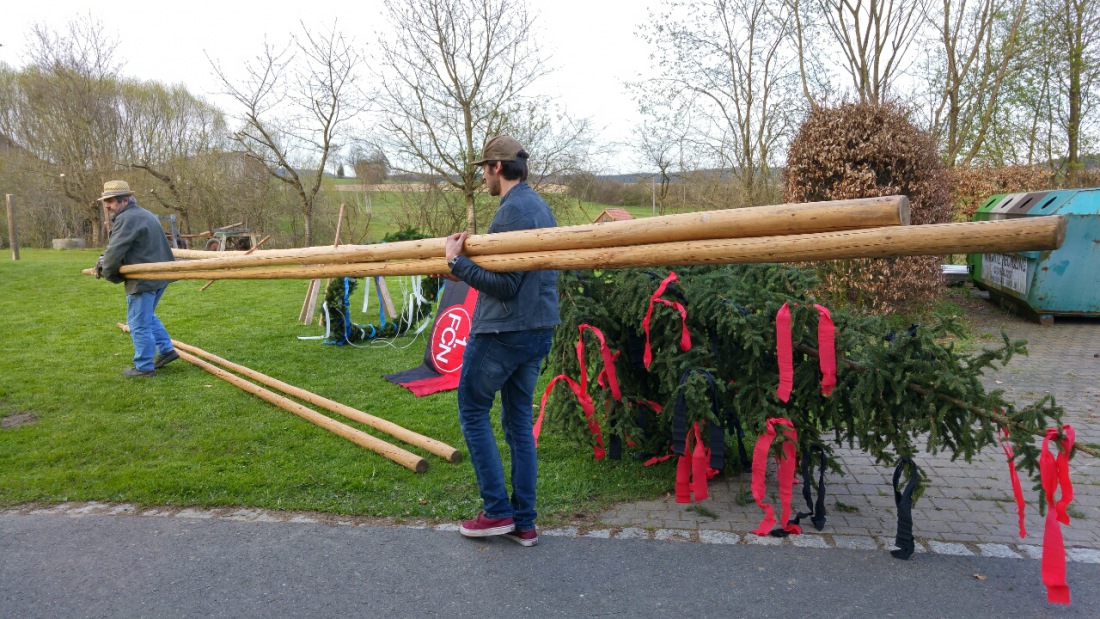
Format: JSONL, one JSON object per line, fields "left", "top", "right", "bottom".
{"left": 1039, "top": 425, "right": 1075, "bottom": 605}
{"left": 535, "top": 324, "right": 621, "bottom": 460}
{"left": 775, "top": 303, "right": 836, "bottom": 402}
{"left": 775, "top": 304, "right": 794, "bottom": 401}
{"left": 676, "top": 422, "right": 719, "bottom": 503}
{"left": 579, "top": 325, "right": 621, "bottom": 400}
{"left": 814, "top": 304, "right": 836, "bottom": 396}
{"left": 642, "top": 272, "right": 692, "bottom": 369}
{"left": 751, "top": 418, "right": 801, "bottom": 536}
{"left": 998, "top": 427, "right": 1027, "bottom": 539}
{"left": 536, "top": 374, "right": 603, "bottom": 458}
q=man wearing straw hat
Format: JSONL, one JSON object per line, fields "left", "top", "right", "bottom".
{"left": 445, "top": 136, "right": 560, "bottom": 547}
{"left": 92, "top": 180, "right": 179, "bottom": 377}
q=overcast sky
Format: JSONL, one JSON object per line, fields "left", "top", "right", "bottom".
{"left": 0, "top": 0, "right": 665, "bottom": 171}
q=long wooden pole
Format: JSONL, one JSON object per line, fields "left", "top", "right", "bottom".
{"left": 116, "top": 324, "right": 429, "bottom": 472}
{"left": 200, "top": 234, "right": 271, "bottom": 292}
{"left": 170, "top": 338, "right": 460, "bottom": 462}
{"left": 114, "top": 216, "right": 1067, "bottom": 281}
{"left": 137, "top": 196, "right": 911, "bottom": 274}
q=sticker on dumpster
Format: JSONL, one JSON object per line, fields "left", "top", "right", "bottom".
{"left": 982, "top": 253, "right": 1029, "bottom": 295}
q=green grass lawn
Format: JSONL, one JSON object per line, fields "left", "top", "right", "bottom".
{"left": 0, "top": 249, "right": 670, "bottom": 523}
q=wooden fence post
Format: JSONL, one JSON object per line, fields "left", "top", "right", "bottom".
{"left": 6, "top": 194, "right": 18, "bottom": 261}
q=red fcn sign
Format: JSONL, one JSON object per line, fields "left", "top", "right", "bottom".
{"left": 430, "top": 306, "right": 471, "bottom": 373}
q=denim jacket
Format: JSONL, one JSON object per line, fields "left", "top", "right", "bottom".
{"left": 450, "top": 182, "right": 560, "bottom": 335}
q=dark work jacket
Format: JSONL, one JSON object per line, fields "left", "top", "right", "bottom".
{"left": 101, "top": 200, "right": 175, "bottom": 295}
{"left": 450, "top": 182, "right": 560, "bottom": 334}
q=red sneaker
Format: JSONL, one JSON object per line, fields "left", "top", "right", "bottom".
{"left": 459, "top": 512, "right": 515, "bottom": 537}
{"left": 504, "top": 528, "right": 538, "bottom": 547}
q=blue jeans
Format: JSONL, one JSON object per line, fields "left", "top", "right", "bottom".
{"left": 126, "top": 287, "right": 173, "bottom": 371}
{"left": 457, "top": 329, "right": 553, "bottom": 530}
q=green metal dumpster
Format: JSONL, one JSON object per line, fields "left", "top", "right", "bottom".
{"left": 965, "top": 193, "right": 1007, "bottom": 281}
{"left": 968, "top": 188, "right": 1100, "bottom": 324}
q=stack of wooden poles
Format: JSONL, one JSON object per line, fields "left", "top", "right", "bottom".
{"left": 87, "top": 196, "right": 1067, "bottom": 281}
{"left": 116, "top": 324, "right": 460, "bottom": 473}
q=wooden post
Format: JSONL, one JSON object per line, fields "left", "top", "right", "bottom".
{"left": 6, "top": 194, "right": 18, "bottom": 261}
{"left": 375, "top": 277, "right": 398, "bottom": 319}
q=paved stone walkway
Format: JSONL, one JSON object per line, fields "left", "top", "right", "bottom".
{"left": 596, "top": 289, "right": 1100, "bottom": 561}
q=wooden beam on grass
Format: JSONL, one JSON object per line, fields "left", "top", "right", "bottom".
{"left": 170, "top": 338, "right": 460, "bottom": 462}
{"left": 116, "top": 324, "right": 429, "bottom": 472}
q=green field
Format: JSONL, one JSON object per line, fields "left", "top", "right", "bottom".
{"left": 0, "top": 249, "right": 670, "bottom": 523}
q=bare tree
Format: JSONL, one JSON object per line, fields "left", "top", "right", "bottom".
{"left": 211, "top": 21, "right": 366, "bottom": 246}
{"left": 114, "top": 81, "right": 230, "bottom": 233}
{"left": 637, "top": 0, "right": 804, "bottom": 206}
{"left": 349, "top": 145, "right": 390, "bottom": 185}
{"left": 377, "top": 0, "right": 580, "bottom": 233}
{"left": 919, "top": 0, "right": 1029, "bottom": 165}
{"left": 632, "top": 101, "right": 694, "bottom": 212}
{"left": 11, "top": 17, "right": 123, "bottom": 244}
{"left": 1052, "top": 0, "right": 1100, "bottom": 185}
{"left": 818, "top": 0, "right": 930, "bottom": 103}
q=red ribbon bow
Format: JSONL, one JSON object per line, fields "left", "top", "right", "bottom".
{"left": 535, "top": 324, "right": 622, "bottom": 460}
{"left": 642, "top": 272, "right": 692, "bottom": 369}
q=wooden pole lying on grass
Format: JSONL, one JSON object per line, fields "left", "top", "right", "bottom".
{"left": 170, "top": 338, "right": 459, "bottom": 462}
{"left": 112, "top": 215, "right": 1068, "bottom": 281}
{"left": 139, "top": 196, "right": 913, "bottom": 274}
{"left": 116, "top": 324, "right": 431, "bottom": 473}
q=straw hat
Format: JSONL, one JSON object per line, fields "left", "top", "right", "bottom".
{"left": 97, "top": 180, "right": 134, "bottom": 202}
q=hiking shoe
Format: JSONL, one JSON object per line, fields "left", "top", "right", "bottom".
{"left": 122, "top": 367, "right": 155, "bottom": 377}
{"left": 459, "top": 512, "right": 515, "bottom": 537}
{"left": 504, "top": 528, "right": 538, "bottom": 547}
{"left": 154, "top": 349, "right": 179, "bottom": 369}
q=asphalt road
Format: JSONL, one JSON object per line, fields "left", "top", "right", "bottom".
{"left": 2, "top": 514, "right": 1097, "bottom": 618}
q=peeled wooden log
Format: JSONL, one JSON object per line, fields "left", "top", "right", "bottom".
{"left": 115, "top": 323, "right": 458, "bottom": 463}
{"left": 132, "top": 196, "right": 911, "bottom": 274}
{"left": 119, "top": 216, "right": 1066, "bottom": 281}
{"left": 174, "top": 247, "right": 250, "bottom": 259}
{"left": 171, "top": 339, "right": 460, "bottom": 462}
{"left": 170, "top": 349, "right": 428, "bottom": 473}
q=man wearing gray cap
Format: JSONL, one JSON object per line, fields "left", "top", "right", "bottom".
{"left": 445, "top": 136, "right": 560, "bottom": 547}
{"left": 92, "top": 180, "right": 178, "bottom": 377}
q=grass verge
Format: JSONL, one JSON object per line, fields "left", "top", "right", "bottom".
{"left": 0, "top": 249, "right": 671, "bottom": 523}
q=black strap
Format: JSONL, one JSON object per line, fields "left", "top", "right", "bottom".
{"left": 788, "top": 446, "right": 827, "bottom": 531}
{"left": 727, "top": 412, "right": 751, "bottom": 473}
{"left": 607, "top": 399, "right": 624, "bottom": 461}
{"left": 671, "top": 369, "right": 725, "bottom": 469}
{"left": 891, "top": 456, "right": 920, "bottom": 560}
